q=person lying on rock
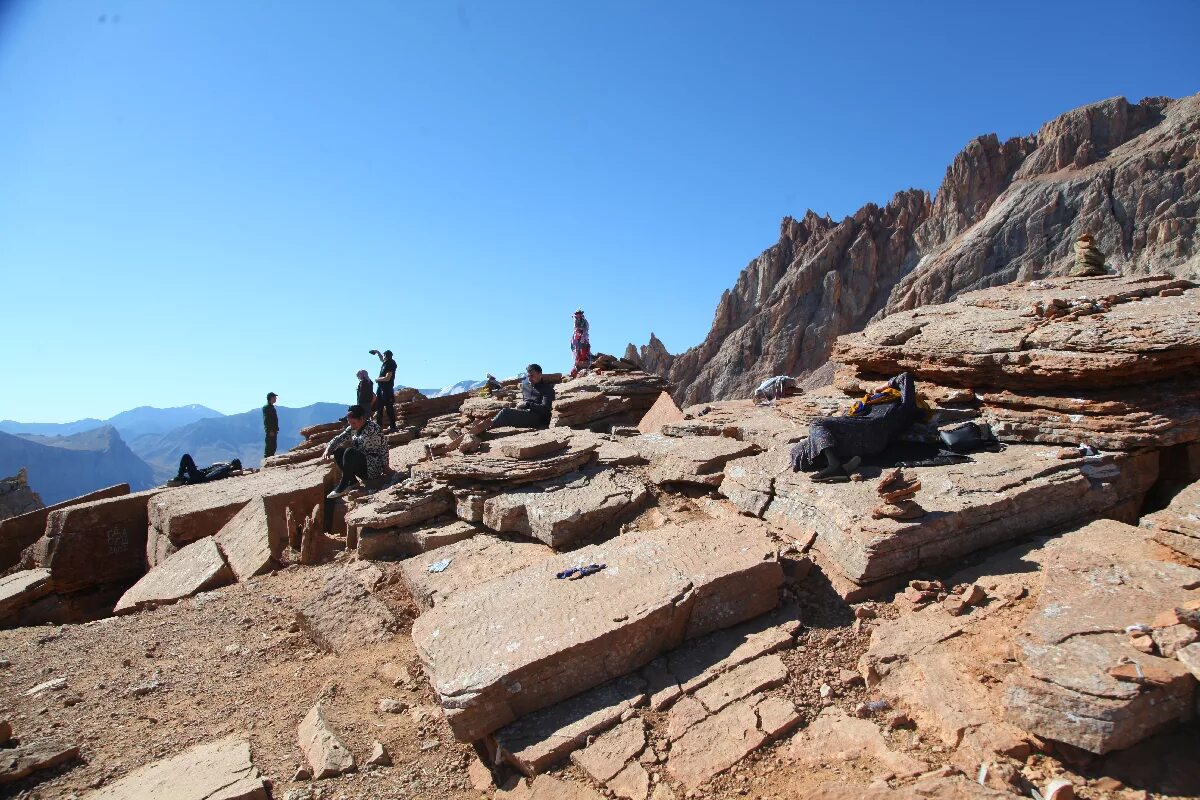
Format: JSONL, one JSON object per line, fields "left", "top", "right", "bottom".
{"left": 490, "top": 363, "right": 556, "bottom": 430}
{"left": 322, "top": 404, "right": 390, "bottom": 498}
{"left": 168, "top": 454, "right": 244, "bottom": 486}
{"left": 789, "top": 372, "right": 918, "bottom": 482}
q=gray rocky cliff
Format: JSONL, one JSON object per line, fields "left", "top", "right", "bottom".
{"left": 633, "top": 93, "right": 1200, "bottom": 405}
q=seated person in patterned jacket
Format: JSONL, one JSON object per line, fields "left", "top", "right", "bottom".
{"left": 322, "top": 404, "right": 390, "bottom": 498}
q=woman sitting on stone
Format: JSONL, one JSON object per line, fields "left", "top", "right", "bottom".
{"left": 790, "top": 372, "right": 918, "bottom": 482}
{"left": 322, "top": 404, "right": 390, "bottom": 498}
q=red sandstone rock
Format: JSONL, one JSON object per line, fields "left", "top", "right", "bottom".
{"left": 411, "top": 519, "right": 781, "bottom": 741}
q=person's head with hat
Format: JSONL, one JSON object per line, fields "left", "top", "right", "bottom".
{"left": 266, "top": 391, "right": 278, "bottom": 406}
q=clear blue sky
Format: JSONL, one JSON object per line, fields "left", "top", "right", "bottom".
{"left": 2, "top": 0, "right": 1197, "bottom": 422}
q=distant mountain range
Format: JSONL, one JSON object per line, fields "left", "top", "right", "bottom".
{"left": 0, "top": 383, "right": 484, "bottom": 498}
{"left": 129, "top": 403, "right": 344, "bottom": 482}
{"left": 420, "top": 379, "right": 488, "bottom": 397}
{"left": 0, "top": 427, "right": 155, "bottom": 505}
{"left": 0, "top": 404, "right": 225, "bottom": 440}
{"left": 0, "top": 402, "right": 345, "bottom": 498}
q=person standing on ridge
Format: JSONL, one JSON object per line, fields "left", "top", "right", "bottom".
{"left": 356, "top": 369, "right": 375, "bottom": 410}
{"left": 570, "top": 309, "right": 591, "bottom": 377}
{"left": 262, "top": 392, "right": 280, "bottom": 458}
{"left": 370, "top": 348, "right": 398, "bottom": 432}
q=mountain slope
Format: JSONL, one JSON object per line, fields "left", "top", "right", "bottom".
{"left": 634, "top": 93, "right": 1200, "bottom": 405}
{"left": 0, "top": 427, "right": 155, "bottom": 504}
{"left": 128, "top": 403, "right": 345, "bottom": 482}
{"left": 0, "top": 404, "right": 224, "bottom": 440}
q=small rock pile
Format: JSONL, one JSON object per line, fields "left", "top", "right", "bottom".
{"left": 1070, "top": 232, "right": 1106, "bottom": 276}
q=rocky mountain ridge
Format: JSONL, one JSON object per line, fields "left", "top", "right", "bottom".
{"left": 634, "top": 92, "right": 1200, "bottom": 405}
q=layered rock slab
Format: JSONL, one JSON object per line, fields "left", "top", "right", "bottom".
{"left": 1143, "top": 476, "right": 1200, "bottom": 563}
{"left": 358, "top": 518, "right": 480, "bottom": 560}
{"left": 0, "top": 482, "right": 128, "bottom": 572}
{"left": 147, "top": 462, "right": 330, "bottom": 554}
{"left": 85, "top": 736, "right": 267, "bottom": 799}
{"left": 28, "top": 489, "right": 161, "bottom": 593}
{"left": 411, "top": 441, "right": 597, "bottom": 486}
{"left": 629, "top": 434, "right": 758, "bottom": 487}
{"left": 114, "top": 538, "right": 234, "bottom": 615}
{"left": 494, "top": 674, "right": 646, "bottom": 776}
{"left": 411, "top": 519, "right": 782, "bottom": 741}
{"left": 860, "top": 519, "right": 1200, "bottom": 764}
{"left": 400, "top": 534, "right": 553, "bottom": 611}
{"left": 0, "top": 569, "right": 52, "bottom": 623}
{"left": 212, "top": 498, "right": 274, "bottom": 582}
{"left": 296, "top": 567, "right": 399, "bottom": 653}
{"left": 482, "top": 468, "right": 649, "bottom": 548}
{"left": 755, "top": 445, "right": 1156, "bottom": 588}
{"left": 833, "top": 275, "right": 1199, "bottom": 391}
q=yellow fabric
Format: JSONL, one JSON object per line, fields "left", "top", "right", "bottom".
{"left": 846, "top": 387, "right": 902, "bottom": 417}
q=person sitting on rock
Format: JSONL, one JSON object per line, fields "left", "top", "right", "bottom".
{"left": 169, "top": 454, "right": 244, "bottom": 486}
{"left": 322, "top": 404, "right": 390, "bottom": 498}
{"left": 789, "top": 372, "right": 919, "bottom": 482}
{"left": 491, "top": 364, "right": 555, "bottom": 429}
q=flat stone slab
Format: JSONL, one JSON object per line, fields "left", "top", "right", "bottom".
{"left": 85, "top": 736, "right": 267, "bottom": 799}
{"left": 114, "top": 537, "right": 233, "bottom": 615}
{"left": 758, "top": 445, "right": 1157, "bottom": 587}
{"left": 482, "top": 468, "right": 649, "bottom": 549}
{"left": 1144, "top": 476, "right": 1200, "bottom": 564}
{"left": 666, "top": 695, "right": 770, "bottom": 789}
{"left": 551, "top": 372, "right": 670, "bottom": 428}
{"left": 411, "top": 518, "right": 782, "bottom": 741}
{"left": 298, "top": 704, "right": 356, "bottom": 779}
{"left": 359, "top": 518, "right": 480, "bottom": 561}
{"left": 401, "top": 534, "right": 554, "bottom": 611}
{"left": 521, "top": 775, "right": 608, "bottom": 800}
{"left": 296, "top": 567, "right": 399, "bottom": 653}
{"left": 0, "top": 482, "right": 128, "bottom": 572}
{"left": 671, "top": 400, "right": 808, "bottom": 449}
{"left": 1004, "top": 522, "right": 1200, "bottom": 754}
{"left": 630, "top": 434, "right": 758, "bottom": 487}
{"left": 860, "top": 518, "right": 1200, "bottom": 764}
{"left": 213, "top": 498, "right": 275, "bottom": 582}
{"left": 147, "top": 462, "right": 330, "bottom": 550}
{"left": 345, "top": 480, "right": 453, "bottom": 535}
{"left": 0, "top": 739, "right": 80, "bottom": 785}
{"left": 570, "top": 718, "right": 646, "bottom": 783}
{"left": 412, "top": 442, "right": 598, "bottom": 486}
{"left": 693, "top": 654, "right": 787, "bottom": 712}
{"left": 30, "top": 489, "right": 160, "bottom": 593}
{"left": 788, "top": 707, "right": 926, "bottom": 777}
{"left": 495, "top": 429, "right": 574, "bottom": 459}
{"left": 832, "top": 275, "right": 1200, "bottom": 390}
{"left": 658, "top": 613, "right": 800, "bottom": 701}
{"left": 0, "top": 568, "right": 52, "bottom": 621}
{"left": 495, "top": 674, "right": 646, "bottom": 776}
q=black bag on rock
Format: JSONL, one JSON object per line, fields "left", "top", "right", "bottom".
{"left": 939, "top": 422, "right": 1005, "bottom": 454}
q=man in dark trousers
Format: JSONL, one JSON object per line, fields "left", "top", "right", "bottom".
{"left": 370, "top": 349, "right": 398, "bottom": 432}
{"left": 491, "top": 364, "right": 555, "bottom": 429}
{"left": 263, "top": 392, "right": 280, "bottom": 458}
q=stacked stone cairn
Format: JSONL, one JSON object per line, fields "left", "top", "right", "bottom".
{"left": 1070, "top": 232, "right": 1107, "bottom": 276}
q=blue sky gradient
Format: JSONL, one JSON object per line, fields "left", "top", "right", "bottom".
{"left": 2, "top": 0, "right": 1198, "bottom": 421}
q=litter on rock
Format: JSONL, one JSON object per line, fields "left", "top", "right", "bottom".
{"left": 426, "top": 558, "right": 452, "bottom": 574}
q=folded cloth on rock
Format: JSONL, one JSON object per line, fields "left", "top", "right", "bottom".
{"left": 847, "top": 387, "right": 902, "bottom": 417}
{"left": 555, "top": 563, "right": 606, "bottom": 580}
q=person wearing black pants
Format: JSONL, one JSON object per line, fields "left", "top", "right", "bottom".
{"left": 492, "top": 364, "right": 555, "bottom": 429}
{"left": 370, "top": 348, "right": 398, "bottom": 432}
{"left": 322, "top": 404, "right": 391, "bottom": 498}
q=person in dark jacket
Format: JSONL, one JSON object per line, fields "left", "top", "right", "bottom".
{"left": 356, "top": 370, "right": 375, "bottom": 409}
{"left": 491, "top": 364, "right": 555, "bottom": 429}
{"left": 169, "top": 454, "right": 243, "bottom": 486}
{"left": 370, "top": 348, "right": 398, "bottom": 432}
{"left": 790, "top": 372, "right": 919, "bottom": 481}
{"left": 263, "top": 392, "right": 280, "bottom": 458}
{"left": 322, "top": 404, "right": 390, "bottom": 498}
